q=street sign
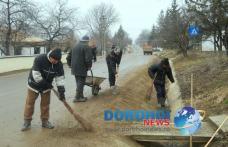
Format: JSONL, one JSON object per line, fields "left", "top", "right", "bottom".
{"left": 188, "top": 25, "right": 200, "bottom": 37}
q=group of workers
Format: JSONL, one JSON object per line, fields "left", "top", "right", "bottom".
{"left": 21, "top": 35, "right": 174, "bottom": 132}
{"left": 21, "top": 35, "right": 122, "bottom": 131}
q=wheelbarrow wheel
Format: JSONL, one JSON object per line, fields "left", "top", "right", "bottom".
{"left": 92, "top": 85, "right": 100, "bottom": 96}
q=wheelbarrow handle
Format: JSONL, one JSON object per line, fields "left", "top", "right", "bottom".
{"left": 90, "top": 69, "right": 94, "bottom": 84}
{"left": 90, "top": 69, "right": 93, "bottom": 78}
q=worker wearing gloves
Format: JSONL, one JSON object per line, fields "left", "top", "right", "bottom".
{"left": 148, "top": 58, "right": 175, "bottom": 108}
{"left": 22, "top": 48, "right": 65, "bottom": 131}
{"left": 106, "top": 45, "right": 122, "bottom": 94}
{"left": 66, "top": 35, "right": 93, "bottom": 102}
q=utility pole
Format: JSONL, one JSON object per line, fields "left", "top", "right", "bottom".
{"left": 100, "top": 15, "right": 106, "bottom": 56}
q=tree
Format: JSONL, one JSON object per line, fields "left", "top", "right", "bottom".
{"left": 148, "top": 25, "right": 159, "bottom": 47}
{"left": 28, "top": 0, "right": 79, "bottom": 52}
{"left": 186, "top": 0, "right": 228, "bottom": 55}
{"left": 135, "top": 29, "right": 151, "bottom": 47}
{"left": 113, "top": 25, "right": 132, "bottom": 52}
{"left": 84, "top": 3, "right": 119, "bottom": 54}
{"left": 153, "top": 0, "right": 192, "bottom": 56}
{"left": 0, "top": 0, "right": 32, "bottom": 55}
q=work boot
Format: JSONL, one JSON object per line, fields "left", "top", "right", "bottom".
{"left": 73, "top": 92, "right": 87, "bottom": 102}
{"left": 42, "top": 121, "right": 54, "bottom": 129}
{"left": 21, "top": 120, "right": 31, "bottom": 131}
{"left": 111, "top": 86, "right": 117, "bottom": 95}
{"left": 73, "top": 97, "right": 80, "bottom": 103}
{"left": 78, "top": 97, "right": 87, "bottom": 102}
{"left": 73, "top": 97, "right": 87, "bottom": 102}
{"left": 161, "top": 104, "right": 166, "bottom": 108}
{"left": 156, "top": 103, "right": 161, "bottom": 108}
{"left": 78, "top": 93, "right": 87, "bottom": 102}
{"left": 73, "top": 92, "right": 81, "bottom": 103}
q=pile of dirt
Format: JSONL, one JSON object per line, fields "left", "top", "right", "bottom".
{"left": 172, "top": 52, "right": 228, "bottom": 116}
{"left": 92, "top": 57, "right": 160, "bottom": 129}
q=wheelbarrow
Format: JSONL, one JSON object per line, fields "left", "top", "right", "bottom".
{"left": 85, "top": 70, "right": 106, "bottom": 96}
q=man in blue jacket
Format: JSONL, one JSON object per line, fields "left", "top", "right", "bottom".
{"left": 22, "top": 48, "right": 66, "bottom": 131}
{"left": 148, "top": 58, "right": 175, "bottom": 108}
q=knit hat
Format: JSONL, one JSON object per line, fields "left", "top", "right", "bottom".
{"left": 111, "top": 45, "right": 116, "bottom": 49}
{"left": 161, "top": 58, "right": 169, "bottom": 66}
{"left": 81, "top": 35, "right": 90, "bottom": 42}
{"left": 49, "top": 48, "right": 62, "bottom": 61}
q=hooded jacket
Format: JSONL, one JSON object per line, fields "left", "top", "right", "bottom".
{"left": 148, "top": 62, "right": 174, "bottom": 85}
{"left": 28, "top": 50, "right": 65, "bottom": 93}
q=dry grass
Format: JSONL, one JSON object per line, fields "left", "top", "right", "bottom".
{"left": 171, "top": 51, "right": 228, "bottom": 116}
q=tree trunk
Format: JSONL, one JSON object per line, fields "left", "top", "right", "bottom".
{"left": 213, "top": 32, "right": 217, "bottom": 52}
{"left": 182, "top": 49, "right": 187, "bottom": 57}
{"left": 225, "top": 26, "right": 228, "bottom": 56}
{"left": 218, "top": 30, "right": 223, "bottom": 52}
{"left": 5, "top": 0, "right": 11, "bottom": 56}
{"left": 46, "top": 39, "right": 54, "bottom": 53}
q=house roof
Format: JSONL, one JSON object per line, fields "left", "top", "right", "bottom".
{"left": 21, "top": 37, "right": 45, "bottom": 43}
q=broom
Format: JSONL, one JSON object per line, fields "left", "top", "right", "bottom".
{"left": 52, "top": 88, "right": 94, "bottom": 131}
{"left": 145, "top": 80, "right": 154, "bottom": 101}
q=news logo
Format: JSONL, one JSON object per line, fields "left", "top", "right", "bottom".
{"left": 174, "top": 106, "right": 202, "bottom": 135}
{"left": 104, "top": 109, "right": 170, "bottom": 127}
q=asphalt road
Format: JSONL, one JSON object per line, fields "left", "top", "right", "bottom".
{"left": 0, "top": 51, "right": 154, "bottom": 147}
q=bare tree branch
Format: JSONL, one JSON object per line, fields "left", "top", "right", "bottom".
{"left": 28, "top": 0, "right": 79, "bottom": 52}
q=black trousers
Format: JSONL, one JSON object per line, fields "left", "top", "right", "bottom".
{"left": 154, "top": 84, "right": 166, "bottom": 105}
{"left": 107, "top": 62, "right": 116, "bottom": 87}
{"left": 75, "top": 76, "right": 86, "bottom": 98}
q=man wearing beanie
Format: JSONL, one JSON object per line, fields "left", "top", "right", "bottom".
{"left": 148, "top": 58, "right": 175, "bottom": 108}
{"left": 21, "top": 48, "right": 66, "bottom": 131}
{"left": 66, "top": 35, "right": 93, "bottom": 102}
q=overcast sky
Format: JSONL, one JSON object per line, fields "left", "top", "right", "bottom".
{"left": 36, "top": 0, "right": 185, "bottom": 41}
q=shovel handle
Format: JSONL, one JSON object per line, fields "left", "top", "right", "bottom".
{"left": 145, "top": 80, "right": 154, "bottom": 100}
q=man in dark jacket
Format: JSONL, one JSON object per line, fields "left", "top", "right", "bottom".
{"left": 66, "top": 35, "right": 93, "bottom": 102}
{"left": 22, "top": 48, "right": 66, "bottom": 131}
{"left": 91, "top": 44, "right": 97, "bottom": 62}
{"left": 148, "top": 58, "right": 175, "bottom": 108}
{"left": 106, "top": 45, "right": 122, "bottom": 94}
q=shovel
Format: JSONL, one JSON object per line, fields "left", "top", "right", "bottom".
{"left": 52, "top": 88, "right": 94, "bottom": 131}
{"left": 112, "top": 66, "right": 120, "bottom": 95}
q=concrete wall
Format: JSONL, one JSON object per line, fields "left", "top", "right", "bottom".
{"left": 0, "top": 54, "right": 67, "bottom": 73}
{"left": 167, "top": 60, "right": 183, "bottom": 120}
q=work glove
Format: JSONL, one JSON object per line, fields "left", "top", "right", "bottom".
{"left": 57, "top": 86, "right": 65, "bottom": 101}
{"left": 59, "top": 92, "right": 65, "bottom": 101}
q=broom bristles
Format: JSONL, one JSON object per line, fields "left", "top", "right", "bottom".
{"left": 52, "top": 89, "right": 94, "bottom": 131}
{"left": 73, "top": 112, "right": 94, "bottom": 131}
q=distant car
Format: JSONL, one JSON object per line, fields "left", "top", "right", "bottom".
{"left": 143, "top": 48, "right": 153, "bottom": 55}
{"left": 153, "top": 47, "right": 163, "bottom": 52}
{"left": 143, "top": 44, "right": 153, "bottom": 55}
